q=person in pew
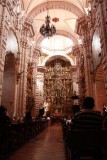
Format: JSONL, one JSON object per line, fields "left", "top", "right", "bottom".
{"left": 72, "top": 97, "right": 102, "bottom": 129}
{"left": 70, "top": 97, "right": 103, "bottom": 160}
{"left": 72, "top": 104, "right": 80, "bottom": 119}
{"left": 0, "top": 105, "right": 11, "bottom": 125}
{"left": 102, "top": 111, "right": 107, "bottom": 128}
{"left": 23, "top": 110, "right": 32, "bottom": 123}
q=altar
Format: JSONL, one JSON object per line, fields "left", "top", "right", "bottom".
{"left": 44, "top": 58, "right": 73, "bottom": 116}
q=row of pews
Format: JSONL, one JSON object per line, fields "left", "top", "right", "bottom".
{"left": 62, "top": 122, "right": 107, "bottom": 160}
{"left": 0, "top": 119, "right": 48, "bottom": 160}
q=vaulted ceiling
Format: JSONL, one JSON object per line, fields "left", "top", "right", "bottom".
{"left": 20, "top": 0, "right": 89, "bottom": 65}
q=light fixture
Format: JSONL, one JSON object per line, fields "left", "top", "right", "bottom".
{"left": 39, "top": 0, "right": 56, "bottom": 38}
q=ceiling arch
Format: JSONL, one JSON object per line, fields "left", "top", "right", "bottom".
{"left": 45, "top": 55, "right": 71, "bottom": 64}
{"left": 24, "top": 1, "right": 82, "bottom": 55}
{"left": 36, "top": 30, "right": 79, "bottom": 48}
{"left": 39, "top": 54, "right": 76, "bottom": 67}
{"left": 27, "top": 1, "right": 84, "bottom": 21}
{"left": 22, "top": 0, "right": 88, "bottom": 15}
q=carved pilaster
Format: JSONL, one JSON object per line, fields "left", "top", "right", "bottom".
{"left": 76, "top": 15, "right": 93, "bottom": 96}
{"left": 18, "top": 41, "right": 27, "bottom": 116}
{"left": 98, "top": 1, "right": 107, "bottom": 96}
{"left": 0, "top": 1, "right": 5, "bottom": 46}
{"left": 0, "top": 59, "right": 4, "bottom": 105}
{"left": 74, "top": 46, "right": 86, "bottom": 98}
{"left": 17, "top": 21, "right": 35, "bottom": 116}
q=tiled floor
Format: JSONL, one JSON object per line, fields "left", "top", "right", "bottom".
{"left": 10, "top": 123, "right": 66, "bottom": 160}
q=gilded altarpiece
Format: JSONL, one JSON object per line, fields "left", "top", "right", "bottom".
{"left": 26, "top": 63, "right": 35, "bottom": 111}
{"left": 44, "top": 59, "right": 73, "bottom": 116}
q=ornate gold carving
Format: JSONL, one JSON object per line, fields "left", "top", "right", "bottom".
{"left": 44, "top": 58, "right": 73, "bottom": 116}
{"left": 26, "top": 62, "right": 35, "bottom": 111}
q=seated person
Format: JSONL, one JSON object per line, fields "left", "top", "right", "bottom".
{"left": 0, "top": 105, "right": 11, "bottom": 125}
{"left": 66, "top": 115, "right": 71, "bottom": 122}
{"left": 24, "top": 111, "right": 32, "bottom": 123}
{"left": 72, "top": 97, "right": 102, "bottom": 129}
{"left": 70, "top": 97, "right": 103, "bottom": 160}
{"left": 102, "top": 111, "right": 107, "bottom": 128}
{"left": 72, "top": 104, "right": 80, "bottom": 118}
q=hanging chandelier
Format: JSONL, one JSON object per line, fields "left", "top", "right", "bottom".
{"left": 39, "top": 1, "right": 56, "bottom": 38}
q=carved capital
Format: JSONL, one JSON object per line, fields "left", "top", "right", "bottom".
{"left": 22, "top": 21, "right": 35, "bottom": 37}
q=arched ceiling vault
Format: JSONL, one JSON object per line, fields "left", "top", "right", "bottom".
{"left": 21, "top": 0, "right": 88, "bottom": 15}
{"left": 21, "top": 0, "right": 89, "bottom": 66}
{"left": 27, "top": 1, "right": 84, "bottom": 19}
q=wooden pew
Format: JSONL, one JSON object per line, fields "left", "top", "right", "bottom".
{"left": 65, "top": 129, "right": 107, "bottom": 160}
{"left": 0, "top": 124, "right": 9, "bottom": 160}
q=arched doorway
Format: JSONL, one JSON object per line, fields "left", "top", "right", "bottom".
{"left": 1, "top": 30, "right": 18, "bottom": 117}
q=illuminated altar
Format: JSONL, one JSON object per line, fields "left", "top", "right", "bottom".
{"left": 44, "top": 58, "right": 73, "bottom": 116}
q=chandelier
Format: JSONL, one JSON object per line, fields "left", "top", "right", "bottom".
{"left": 39, "top": 1, "right": 56, "bottom": 37}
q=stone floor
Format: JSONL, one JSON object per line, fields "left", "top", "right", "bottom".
{"left": 9, "top": 123, "right": 66, "bottom": 160}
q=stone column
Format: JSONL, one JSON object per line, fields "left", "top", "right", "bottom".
{"left": 98, "top": 0, "right": 107, "bottom": 102}
{"left": 0, "top": 0, "right": 5, "bottom": 48}
{"left": 18, "top": 40, "right": 27, "bottom": 117}
{"left": 76, "top": 15, "right": 95, "bottom": 97}
{"left": 18, "top": 21, "right": 35, "bottom": 117}
{"left": 0, "top": 1, "right": 6, "bottom": 98}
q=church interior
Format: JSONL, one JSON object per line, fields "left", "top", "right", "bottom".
{"left": 0, "top": 0, "right": 107, "bottom": 118}
{"left": 0, "top": 0, "right": 107, "bottom": 159}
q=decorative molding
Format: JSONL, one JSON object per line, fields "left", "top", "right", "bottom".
{"left": 23, "top": 21, "right": 35, "bottom": 37}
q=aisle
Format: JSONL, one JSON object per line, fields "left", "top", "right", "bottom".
{"left": 10, "top": 123, "right": 66, "bottom": 160}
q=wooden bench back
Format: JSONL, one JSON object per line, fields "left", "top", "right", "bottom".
{"left": 66, "top": 129, "right": 107, "bottom": 160}
{"left": 69, "top": 129, "right": 107, "bottom": 149}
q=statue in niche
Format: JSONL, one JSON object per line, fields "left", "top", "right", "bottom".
{"left": 54, "top": 61, "right": 62, "bottom": 76}
{"left": 56, "top": 101, "right": 61, "bottom": 107}
{"left": 47, "top": 89, "right": 50, "bottom": 96}
{"left": 55, "top": 77, "right": 62, "bottom": 91}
